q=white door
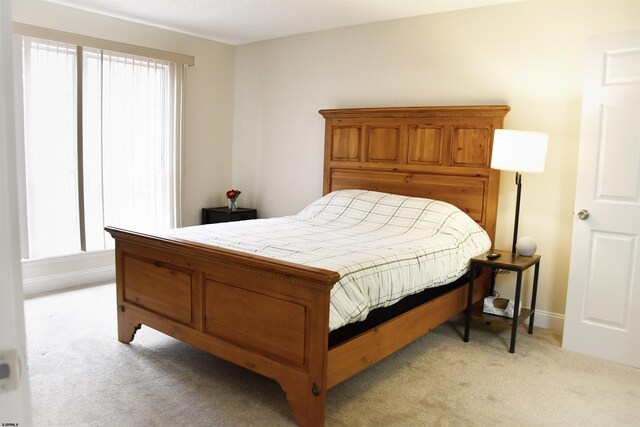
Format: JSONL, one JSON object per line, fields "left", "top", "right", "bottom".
{"left": 563, "top": 30, "right": 640, "bottom": 368}
{"left": 0, "top": 1, "right": 33, "bottom": 423}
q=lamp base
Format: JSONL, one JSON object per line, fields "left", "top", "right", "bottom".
{"left": 516, "top": 236, "right": 537, "bottom": 256}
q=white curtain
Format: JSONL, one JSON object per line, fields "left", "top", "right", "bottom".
{"left": 84, "top": 49, "right": 181, "bottom": 250}
{"left": 22, "top": 37, "right": 80, "bottom": 259}
{"left": 21, "top": 37, "right": 183, "bottom": 259}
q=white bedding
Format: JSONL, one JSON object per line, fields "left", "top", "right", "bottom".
{"left": 161, "top": 190, "right": 491, "bottom": 331}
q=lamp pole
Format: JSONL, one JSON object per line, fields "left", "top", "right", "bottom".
{"left": 512, "top": 172, "right": 522, "bottom": 255}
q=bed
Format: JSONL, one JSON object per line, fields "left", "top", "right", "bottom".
{"left": 106, "top": 105, "right": 510, "bottom": 426}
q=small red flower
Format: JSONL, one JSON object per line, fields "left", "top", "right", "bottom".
{"left": 226, "top": 189, "right": 241, "bottom": 200}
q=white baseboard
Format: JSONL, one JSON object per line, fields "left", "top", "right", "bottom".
{"left": 524, "top": 308, "right": 565, "bottom": 332}
{"left": 23, "top": 265, "right": 115, "bottom": 297}
{"left": 22, "top": 250, "right": 115, "bottom": 297}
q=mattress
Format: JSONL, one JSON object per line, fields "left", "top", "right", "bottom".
{"left": 161, "top": 190, "right": 491, "bottom": 331}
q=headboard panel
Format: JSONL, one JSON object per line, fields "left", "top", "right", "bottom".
{"left": 319, "top": 105, "right": 510, "bottom": 243}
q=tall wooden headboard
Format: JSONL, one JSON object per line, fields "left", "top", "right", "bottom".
{"left": 319, "top": 105, "right": 510, "bottom": 243}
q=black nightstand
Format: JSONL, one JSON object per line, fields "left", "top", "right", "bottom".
{"left": 201, "top": 207, "right": 257, "bottom": 224}
{"left": 463, "top": 249, "right": 541, "bottom": 353}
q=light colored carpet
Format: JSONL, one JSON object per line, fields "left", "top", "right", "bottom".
{"left": 25, "top": 283, "right": 640, "bottom": 426}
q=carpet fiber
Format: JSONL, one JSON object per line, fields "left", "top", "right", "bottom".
{"left": 25, "top": 283, "right": 640, "bottom": 426}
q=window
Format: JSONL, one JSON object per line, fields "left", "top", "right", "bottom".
{"left": 21, "top": 36, "right": 183, "bottom": 259}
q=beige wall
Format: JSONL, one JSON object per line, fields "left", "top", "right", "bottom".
{"left": 12, "top": 0, "right": 235, "bottom": 227}
{"left": 10, "top": 0, "right": 640, "bottom": 324}
{"left": 233, "top": 1, "right": 640, "bottom": 324}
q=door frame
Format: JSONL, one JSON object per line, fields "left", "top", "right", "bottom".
{"left": 0, "top": 1, "right": 33, "bottom": 423}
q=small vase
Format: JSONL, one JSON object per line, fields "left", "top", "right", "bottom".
{"left": 228, "top": 198, "right": 238, "bottom": 211}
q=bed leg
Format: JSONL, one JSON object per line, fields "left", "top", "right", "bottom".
{"left": 117, "top": 318, "right": 141, "bottom": 344}
{"left": 280, "top": 379, "right": 326, "bottom": 427}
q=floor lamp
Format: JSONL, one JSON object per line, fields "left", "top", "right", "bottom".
{"left": 491, "top": 129, "right": 548, "bottom": 256}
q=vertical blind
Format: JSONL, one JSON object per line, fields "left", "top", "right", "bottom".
{"left": 22, "top": 38, "right": 80, "bottom": 258}
{"left": 21, "top": 36, "right": 183, "bottom": 259}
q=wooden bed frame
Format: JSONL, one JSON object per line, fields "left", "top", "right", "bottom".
{"left": 106, "top": 105, "right": 509, "bottom": 426}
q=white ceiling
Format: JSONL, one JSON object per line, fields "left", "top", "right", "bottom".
{"left": 45, "top": 0, "right": 520, "bottom": 45}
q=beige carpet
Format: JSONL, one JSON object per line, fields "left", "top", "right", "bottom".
{"left": 25, "top": 283, "right": 639, "bottom": 426}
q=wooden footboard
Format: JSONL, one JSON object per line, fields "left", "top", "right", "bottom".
{"left": 107, "top": 226, "right": 490, "bottom": 426}
{"left": 107, "top": 227, "right": 340, "bottom": 426}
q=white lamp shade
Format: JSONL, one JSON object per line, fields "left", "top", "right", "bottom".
{"left": 491, "top": 129, "right": 548, "bottom": 172}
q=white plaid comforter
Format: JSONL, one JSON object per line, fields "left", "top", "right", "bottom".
{"left": 161, "top": 190, "right": 491, "bottom": 331}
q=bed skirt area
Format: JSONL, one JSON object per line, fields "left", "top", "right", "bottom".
{"left": 328, "top": 275, "right": 469, "bottom": 347}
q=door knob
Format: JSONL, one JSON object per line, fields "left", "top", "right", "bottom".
{"left": 577, "top": 209, "right": 590, "bottom": 220}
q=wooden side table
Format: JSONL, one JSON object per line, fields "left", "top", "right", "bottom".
{"left": 463, "top": 249, "right": 541, "bottom": 353}
{"left": 201, "top": 207, "right": 257, "bottom": 224}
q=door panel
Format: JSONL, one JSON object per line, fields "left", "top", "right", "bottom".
{"left": 596, "top": 103, "right": 640, "bottom": 201}
{"left": 583, "top": 231, "right": 635, "bottom": 330}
